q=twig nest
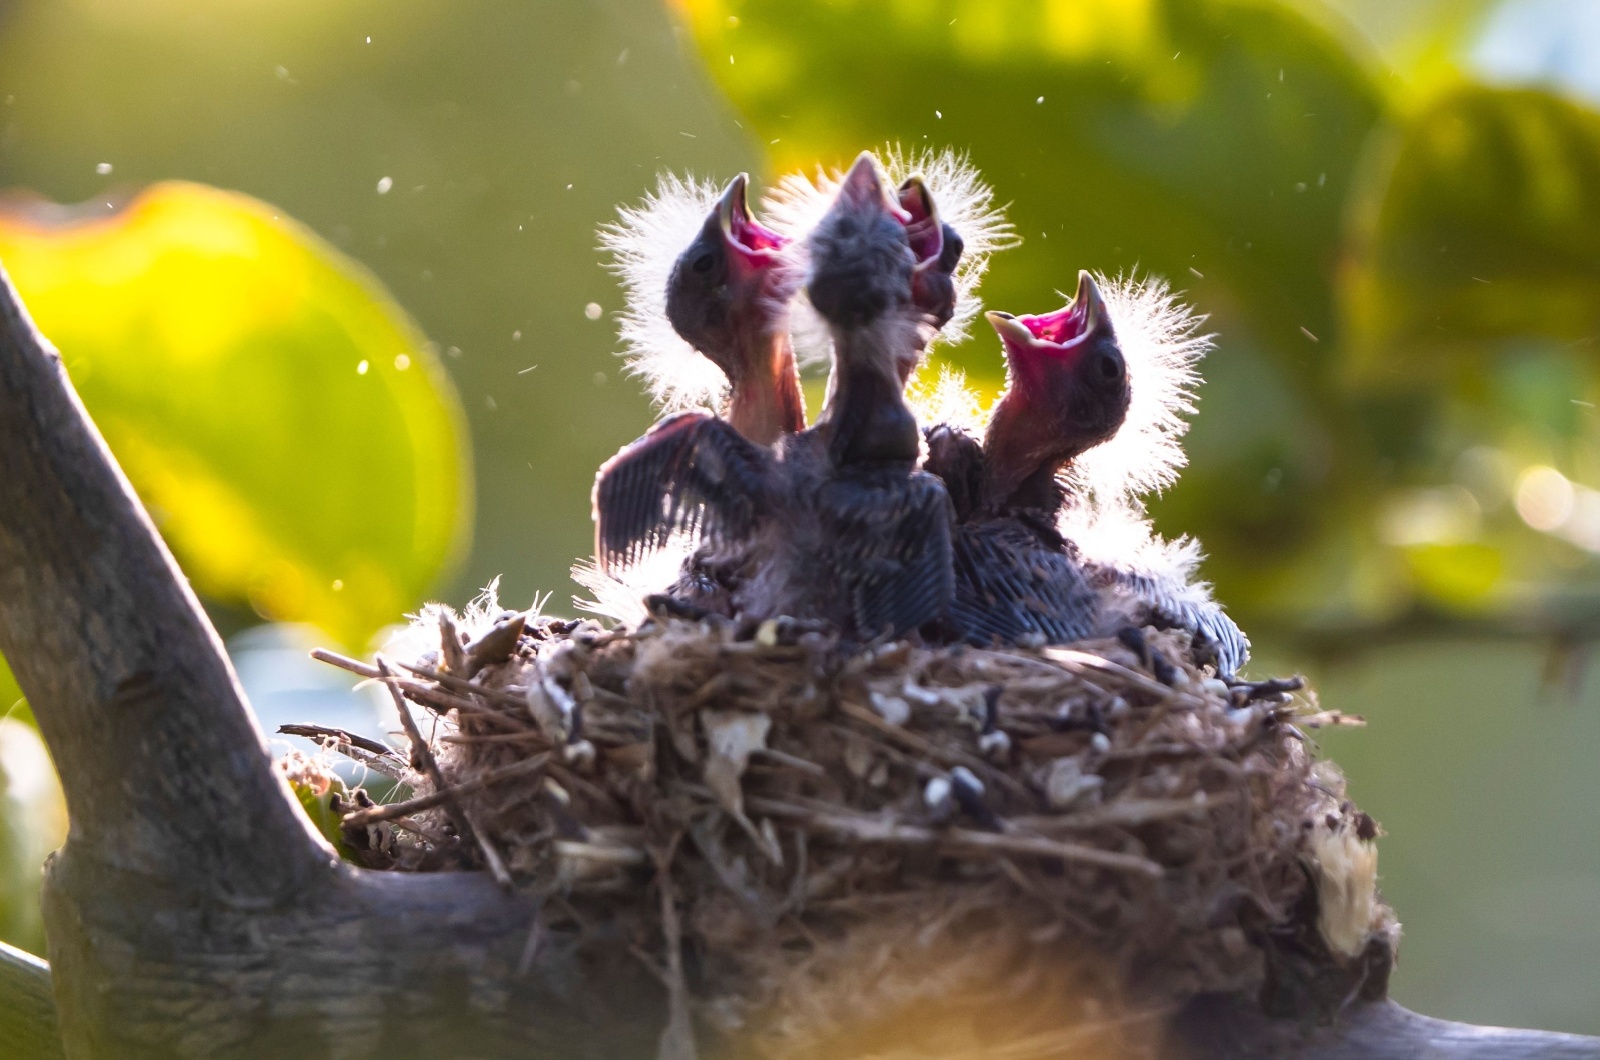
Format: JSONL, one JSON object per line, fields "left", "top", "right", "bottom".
{"left": 308, "top": 602, "right": 1395, "bottom": 1057}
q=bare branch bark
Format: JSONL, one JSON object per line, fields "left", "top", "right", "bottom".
{"left": 0, "top": 260, "right": 1593, "bottom": 1059}
{"left": 1173, "top": 995, "right": 1600, "bottom": 1059}
{"left": 0, "top": 261, "right": 329, "bottom": 896}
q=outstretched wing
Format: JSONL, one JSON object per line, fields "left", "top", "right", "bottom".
{"left": 945, "top": 519, "right": 1099, "bottom": 648}
{"left": 592, "top": 412, "right": 772, "bottom": 573}
{"left": 820, "top": 470, "right": 954, "bottom": 640}
{"left": 1085, "top": 562, "right": 1251, "bottom": 678}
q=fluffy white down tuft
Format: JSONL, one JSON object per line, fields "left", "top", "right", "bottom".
{"left": 381, "top": 578, "right": 552, "bottom": 661}
{"left": 1060, "top": 497, "right": 1217, "bottom": 612}
{"left": 1065, "top": 273, "right": 1210, "bottom": 504}
{"left": 570, "top": 537, "right": 694, "bottom": 626}
{"left": 599, "top": 173, "right": 733, "bottom": 413}
{"left": 763, "top": 146, "right": 1017, "bottom": 368}
{"left": 905, "top": 363, "right": 989, "bottom": 439}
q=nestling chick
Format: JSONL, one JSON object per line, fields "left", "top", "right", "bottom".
{"left": 592, "top": 152, "right": 954, "bottom": 640}
{"left": 926, "top": 274, "right": 1130, "bottom": 647}
{"left": 663, "top": 174, "right": 806, "bottom": 444}
{"left": 602, "top": 171, "right": 804, "bottom": 443}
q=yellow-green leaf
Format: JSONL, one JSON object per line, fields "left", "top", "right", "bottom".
{"left": 0, "top": 182, "right": 470, "bottom": 648}
{"left": 675, "top": 0, "right": 1383, "bottom": 379}
{"left": 1343, "top": 86, "right": 1600, "bottom": 386}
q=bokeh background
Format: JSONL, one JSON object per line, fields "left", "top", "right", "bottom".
{"left": 2, "top": 0, "right": 1599, "bottom": 1035}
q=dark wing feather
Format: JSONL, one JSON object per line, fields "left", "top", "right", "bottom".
{"left": 922, "top": 424, "right": 984, "bottom": 523}
{"left": 944, "top": 518, "right": 1099, "bottom": 647}
{"left": 1084, "top": 562, "right": 1251, "bottom": 677}
{"left": 591, "top": 412, "right": 771, "bottom": 573}
{"left": 819, "top": 470, "right": 954, "bottom": 640}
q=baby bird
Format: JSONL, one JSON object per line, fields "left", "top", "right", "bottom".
{"left": 592, "top": 152, "right": 954, "bottom": 639}
{"left": 926, "top": 273, "right": 1131, "bottom": 647}
{"left": 601, "top": 171, "right": 805, "bottom": 444}
{"left": 662, "top": 174, "right": 806, "bottom": 444}
{"left": 927, "top": 273, "right": 1248, "bottom": 675}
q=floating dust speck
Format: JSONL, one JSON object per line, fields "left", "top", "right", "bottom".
{"left": 303, "top": 598, "right": 1395, "bottom": 1058}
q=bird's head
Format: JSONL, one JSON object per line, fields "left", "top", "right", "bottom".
{"left": 981, "top": 272, "right": 1132, "bottom": 505}
{"left": 664, "top": 173, "right": 796, "bottom": 382}
{"left": 805, "top": 152, "right": 917, "bottom": 333}
{"left": 897, "top": 175, "right": 964, "bottom": 335}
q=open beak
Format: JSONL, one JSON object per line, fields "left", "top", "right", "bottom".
{"left": 1072, "top": 271, "right": 1107, "bottom": 335}
{"left": 989, "top": 272, "right": 1112, "bottom": 352}
{"left": 835, "top": 151, "right": 908, "bottom": 220}
{"left": 985, "top": 310, "right": 1035, "bottom": 350}
{"left": 898, "top": 175, "right": 945, "bottom": 269}
{"left": 716, "top": 173, "right": 785, "bottom": 276}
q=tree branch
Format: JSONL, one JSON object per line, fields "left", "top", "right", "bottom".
{"left": 1173, "top": 995, "right": 1600, "bottom": 1059}
{"left": 0, "top": 261, "right": 330, "bottom": 898}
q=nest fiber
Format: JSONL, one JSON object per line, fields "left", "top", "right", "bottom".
{"left": 305, "top": 604, "right": 1392, "bottom": 1058}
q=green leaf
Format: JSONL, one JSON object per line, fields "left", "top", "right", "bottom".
{"left": 678, "top": 0, "right": 1384, "bottom": 381}
{"left": 0, "top": 182, "right": 471, "bottom": 649}
{"left": 287, "top": 773, "right": 354, "bottom": 861}
{"left": 1343, "top": 86, "right": 1600, "bottom": 386}
{"left": 0, "top": 663, "right": 20, "bottom": 727}
{"left": 0, "top": 941, "right": 62, "bottom": 1060}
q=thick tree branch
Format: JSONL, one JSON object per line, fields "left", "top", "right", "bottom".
{"left": 1174, "top": 995, "right": 1600, "bottom": 1059}
{"left": 0, "top": 262, "right": 329, "bottom": 898}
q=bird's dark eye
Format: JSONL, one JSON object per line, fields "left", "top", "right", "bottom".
{"left": 1093, "top": 349, "right": 1124, "bottom": 385}
{"left": 691, "top": 250, "right": 717, "bottom": 274}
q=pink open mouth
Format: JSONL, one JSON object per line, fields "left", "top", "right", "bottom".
{"left": 897, "top": 178, "right": 944, "bottom": 267}
{"left": 718, "top": 174, "right": 787, "bottom": 271}
{"left": 1014, "top": 272, "right": 1103, "bottom": 349}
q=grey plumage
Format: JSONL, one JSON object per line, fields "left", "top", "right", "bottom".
{"left": 592, "top": 151, "right": 955, "bottom": 640}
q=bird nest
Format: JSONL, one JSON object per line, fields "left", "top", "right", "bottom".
{"left": 300, "top": 600, "right": 1397, "bottom": 1058}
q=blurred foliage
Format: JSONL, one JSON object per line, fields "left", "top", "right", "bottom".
{"left": 0, "top": 717, "right": 64, "bottom": 956}
{"left": 0, "top": 182, "right": 469, "bottom": 649}
{"left": 1344, "top": 86, "right": 1600, "bottom": 380}
{"left": 0, "top": 0, "right": 753, "bottom": 613}
{"left": 676, "top": 0, "right": 1600, "bottom": 644}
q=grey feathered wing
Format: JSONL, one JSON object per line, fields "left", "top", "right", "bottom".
{"left": 592, "top": 412, "right": 772, "bottom": 573}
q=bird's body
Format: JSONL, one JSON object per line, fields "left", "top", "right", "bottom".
{"left": 593, "top": 152, "right": 955, "bottom": 640}
{"left": 922, "top": 275, "right": 1249, "bottom": 675}
{"left": 923, "top": 276, "right": 1129, "bottom": 649}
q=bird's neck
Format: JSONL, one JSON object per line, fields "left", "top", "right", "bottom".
{"left": 727, "top": 328, "right": 806, "bottom": 445}
{"left": 979, "top": 391, "right": 1072, "bottom": 511}
{"left": 815, "top": 322, "right": 919, "bottom": 467}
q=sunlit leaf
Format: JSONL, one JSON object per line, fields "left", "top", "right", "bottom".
{"left": 677, "top": 0, "right": 1384, "bottom": 382}
{"left": 0, "top": 182, "right": 471, "bottom": 649}
{"left": 287, "top": 773, "right": 354, "bottom": 861}
{"left": 1342, "top": 85, "right": 1600, "bottom": 385}
{"left": 0, "top": 663, "right": 20, "bottom": 727}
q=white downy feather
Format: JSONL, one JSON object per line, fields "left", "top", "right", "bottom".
{"left": 1066, "top": 272, "right": 1210, "bottom": 506}
{"left": 905, "top": 363, "right": 989, "bottom": 440}
{"left": 1059, "top": 497, "right": 1217, "bottom": 613}
{"left": 599, "top": 173, "right": 734, "bottom": 413}
{"left": 763, "top": 146, "right": 1017, "bottom": 371}
{"left": 570, "top": 537, "right": 695, "bottom": 627}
